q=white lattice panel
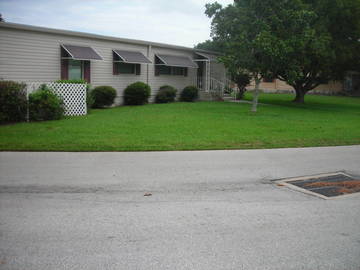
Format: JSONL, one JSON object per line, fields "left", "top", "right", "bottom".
{"left": 26, "top": 82, "right": 87, "bottom": 116}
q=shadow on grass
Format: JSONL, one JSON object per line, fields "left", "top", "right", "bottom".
{"left": 244, "top": 92, "right": 360, "bottom": 114}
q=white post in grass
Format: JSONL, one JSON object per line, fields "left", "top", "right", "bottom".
{"left": 25, "top": 83, "right": 33, "bottom": 122}
{"left": 251, "top": 75, "right": 261, "bottom": 113}
{"left": 26, "top": 88, "right": 29, "bottom": 122}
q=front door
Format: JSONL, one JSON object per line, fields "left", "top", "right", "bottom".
{"left": 197, "top": 61, "right": 205, "bottom": 90}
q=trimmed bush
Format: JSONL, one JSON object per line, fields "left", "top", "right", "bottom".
{"left": 91, "top": 86, "right": 116, "bottom": 108}
{"left": 0, "top": 80, "right": 27, "bottom": 124}
{"left": 155, "top": 85, "right": 177, "bottom": 103}
{"left": 29, "top": 84, "right": 64, "bottom": 121}
{"left": 124, "top": 82, "right": 151, "bottom": 105}
{"left": 180, "top": 86, "right": 199, "bottom": 102}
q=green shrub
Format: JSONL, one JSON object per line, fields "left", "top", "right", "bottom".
{"left": 29, "top": 84, "right": 64, "bottom": 121}
{"left": 0, "top": 80, "right": 27, "bottom": 124}
{"left": 124, "top": 82, "right": 151, "bottom": 105}
{"left": 90, "top": 86, "right": 117, "bottom": 108}
{"left": 180, "top": 86, "right": 199, "bottom": 102}
{"left": 155, "top": 85, "right": 177, "bottom": 103}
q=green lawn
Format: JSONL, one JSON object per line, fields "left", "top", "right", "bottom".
{"left": 0, "top": 93, "right": 359, "bottom": 151}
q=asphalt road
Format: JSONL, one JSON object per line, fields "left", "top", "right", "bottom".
{"left": 0, "top": 146, "right": 360, "bottom": 270}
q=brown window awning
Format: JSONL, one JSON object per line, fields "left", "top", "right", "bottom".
{"left": 155, "top": 54, "right": 198, "bottom": 68}
{"left": 61, "top": 44, "right": 103, "bottom": 60}
{"left": 113, "top": 50, "right": 151, "bottom": 64}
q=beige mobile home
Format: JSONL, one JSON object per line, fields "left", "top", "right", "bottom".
{"left": 0, "top": 22, "right": 227, "bottom": 104}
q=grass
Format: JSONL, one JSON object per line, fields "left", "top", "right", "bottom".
{"left": 0, "top": 93, "right": 359, "bottom": 151}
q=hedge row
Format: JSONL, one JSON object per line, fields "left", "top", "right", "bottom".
{"left": 90, "top": 82, "right": 199, "bottom": 107}
{"left": 0, "top": 80, "right": 199, "bottom": 124}
{"left": 0, "top": 81, "right": 65, "bottom": 124}
{"left": 123, "top": 82, "right": 198, "bottom": 105}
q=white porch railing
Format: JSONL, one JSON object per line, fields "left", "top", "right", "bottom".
{"left": 193, "top": 75, "right": 236, "bottom": 99}
{"left": 209, "top": 77, "right": 225, "bottom": 97}
{"left": 194, "top": 76, "right": 204, "bottom": 91}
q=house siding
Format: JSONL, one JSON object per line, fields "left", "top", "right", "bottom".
{"left": 148, "top": 46, "right": 197, "bottom": 101}
{"left": 0, "top": 24, "right": 206, "bottom": 104}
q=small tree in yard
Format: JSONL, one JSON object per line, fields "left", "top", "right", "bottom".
{"left": 205, "top": 0, "right": 360, "bottom": 104}
{"left": 206, "top": 1, "right": 275, "bottom": 112}
{"left": 224, "top": 57, "right": 251, "bottom": 100}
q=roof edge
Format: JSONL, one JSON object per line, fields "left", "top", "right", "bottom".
{"left": 0, "top": 22, "right": 215, "bottom": 54}
{"left": 194, "top": 48, "right": 222, "bottom": 56}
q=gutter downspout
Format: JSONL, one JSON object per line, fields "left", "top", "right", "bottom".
{"left": 147, "top": 44, "right": 151, "bottom": 85}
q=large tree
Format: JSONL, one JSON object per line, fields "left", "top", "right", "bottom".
{"left": 206, "top": 1, "right": 279, "bottom": 111}
{"left": 194, "top": 39, "right": 223, "bottom": 52}
{"left": 206, "top": 0, "right": 360, "bottom": 103}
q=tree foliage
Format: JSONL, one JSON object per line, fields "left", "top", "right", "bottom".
{"left": 206, "top": 0, "right": 275, "bottom": 110}
{"left": 206, "top": 0, "right": 360, "bottom": 103}
{"left": 194, "top": 39, "right": 224, "bottom": 52}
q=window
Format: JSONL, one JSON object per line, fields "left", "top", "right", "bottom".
{"left": 115, "top": 62, "right": 135, "bottom": 74}
{"left": 172, "top": 67, "right": 187, "bottom": 76}
{"left": 158, "top": 65, "right": 171, "bottom": 75}
{"left": 68, "top": 59, "right": 83, "bottom": 80}
{"left": 112, "top": 51, "right": 144, "bottom": 75}
{"left": 156, "top": 65, "right": 188, "bottom": 76}
{"left": 60, "top": 46, "right": 92, "bottom": 83}
{"left": 154, "top": 55, "right": 188, "bottom": 77}
{"left": 113, "top": 62, "right": 140, "bottom": 75}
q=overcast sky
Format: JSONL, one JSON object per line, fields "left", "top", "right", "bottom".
{"left": 0, "top": 0, "right": 233, "bottom": 47}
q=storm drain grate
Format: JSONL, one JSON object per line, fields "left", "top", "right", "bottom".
{"left": 274, "top": 172, "right": 360, "bottom": 199}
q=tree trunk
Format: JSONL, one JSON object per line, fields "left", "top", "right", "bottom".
{"left": 251, "top": 77, "right": 261, "bottom": 112}
{"left": 293, "top": 87, "right": 305, "bottom": 103}
{"left": 236, "top": 86, "right": 246, "bottom": 100}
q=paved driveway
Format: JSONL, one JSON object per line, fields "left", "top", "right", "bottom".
{"left": 1, "top": 146, "right": 360, "bottom": 270}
